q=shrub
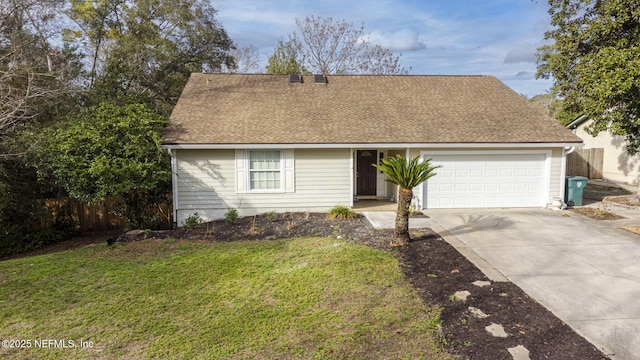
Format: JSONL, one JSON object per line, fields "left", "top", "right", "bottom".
{"left": 0, "top": 176, "right": 78, "bottom": 256}
{"left": 327, "top": 205, "right": 356, "bottom": 220}
{"left": 264, "top": 211, "right": 276, "bottom": 222}
{"left": 225, "top": 208, "right": 238, "bottom": 225}
{"left": 0, "top": 201, "right": 77, "bottom": 256}
{"left": 184, "top": 212, "right": 203, "bottom": 229}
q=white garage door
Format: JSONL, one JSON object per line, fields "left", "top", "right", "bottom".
{"left": 423, "top": 152, "right": 548, "bottom": 208}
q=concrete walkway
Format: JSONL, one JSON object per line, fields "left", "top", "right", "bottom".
{"left": 423, "top": 206, "right": 640, "bottom": 360}
{"left": 362, "top": 212, "right": 438, "bottom": 229}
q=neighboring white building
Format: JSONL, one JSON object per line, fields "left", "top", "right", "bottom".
{"left": 163, "top": 74, "right": 583, "bottom": 226}
{"left": 568, "top": 116, "right": 640, "bottom": 185}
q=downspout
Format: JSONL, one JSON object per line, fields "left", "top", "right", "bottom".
{"left": 349, "top": 148, "right": 355, "bottom": 206}
{"left": 167, "top": 148, "right": 179, "bottom": 228}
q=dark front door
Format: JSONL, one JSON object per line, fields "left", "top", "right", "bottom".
{"left": 357, "top": 150, "right": 377, "bottom": 196}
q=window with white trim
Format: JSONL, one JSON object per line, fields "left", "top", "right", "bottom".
{"left": 248, "top": 150, "right": 282, "bottom": 191}
{"left": 235, "top": 149, "right": 294, "bottom": 194}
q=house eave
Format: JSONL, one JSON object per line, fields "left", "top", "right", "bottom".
{"left": 162, "top": 142, "right": 584, "bottom": 150}
{"left": 567, "top": 114, "right": 589, "bottom": 129}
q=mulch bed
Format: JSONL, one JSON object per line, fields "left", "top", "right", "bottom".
{"left": 396, "top": 232, "right": 608, "bottom": 359}
{"left": 5, "top": 212, "right": 610, "bottom": 359}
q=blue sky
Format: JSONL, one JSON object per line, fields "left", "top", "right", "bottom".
{"left": 210, "top": 0, "right": 554, "bottom": 97}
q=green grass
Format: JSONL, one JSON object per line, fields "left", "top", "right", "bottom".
{"left": 0, "top": 237, "right": 449, "bottom": 359}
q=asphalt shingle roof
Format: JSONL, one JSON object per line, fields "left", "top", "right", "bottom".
{"left": 163, "top": 74, "right": 582, "bottom": 145}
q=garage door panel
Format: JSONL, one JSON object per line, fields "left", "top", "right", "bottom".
{"left": 529, "top": 168, "right": 543, "bottom": 176}
{"left": 438, "top": 183, "right": 453, "bottom": 192}
{"left": 454, "top": 183, "right": 468, "bottom": 191}
{"left": 484, "top": 183, "right": 499, "bottom": 192}
{"left": 500, "top": 169, "right": 514, "bottom": 177}
{"left": 439, "top": 169, "right": 455, "bottom": 178}
{"left": 470, "top": 169, "right": 484, "bottom": 177}
{"left": 499, "top": 183, "right": 514, "bottom": 191}
{"left": 424, "top": 153, "right": 547, "bottom": 208}
{"left": 513, "top": 183, "right": 528, "bottom": 191}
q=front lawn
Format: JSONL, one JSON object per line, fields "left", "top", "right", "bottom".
{"left": 0, "top": 237, "right": 449, "bottom": 359}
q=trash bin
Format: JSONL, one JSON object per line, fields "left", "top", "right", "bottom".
{"left": 565, "top": 176, "right": 588, "bottom": 207}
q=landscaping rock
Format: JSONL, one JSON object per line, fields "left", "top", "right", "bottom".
{"left": 485, "top": 323, "right": 508, "bottom": 338}
{"left": 472, "top": 280, "right": 491, "bottom": 287}
{"left": 454, "top": 290, "right": 471, "bottom": 301}
{"left": 125, "top": 229, "right": 146, "bottom": 237}
{"left": 508, "top": 345, "right": 531, "bottom": 360}
{"left": 468, "top": 306, "right": 489, "bottom": 319}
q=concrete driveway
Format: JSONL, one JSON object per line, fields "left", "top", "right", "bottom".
{"left": 426, "top": 207, "right": 640, "bottom": 360}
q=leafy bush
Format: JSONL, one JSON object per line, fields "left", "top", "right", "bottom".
{"left": 224, "top": 208, "right": 238, "bottom": 225}
{"left": 0, "top": 202, "right": 77, "bottom": 256}
{"left": 327, "top": 205, "right": 356, "bottom": 220}
{"left": 0, "top": 170, "right": 78, "bottom": 256}
{"left": 184, "top": 213, "right": 203, "bottom": 229}
{"left": 36, "top": 102, "right": 171, "bottom": 230}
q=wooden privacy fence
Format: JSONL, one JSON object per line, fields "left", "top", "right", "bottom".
{"left": 44, "top": 197, "right": 172, "bottom": 232}
{"left": 566, "top": 148, "right": 604, "bottom": 179}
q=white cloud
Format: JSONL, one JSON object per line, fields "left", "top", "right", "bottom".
{"left": 367, "top": 29, "right": 427, "bottom": 51}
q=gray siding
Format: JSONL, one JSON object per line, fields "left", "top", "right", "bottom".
{"left": 550, "top": 147, "right": 563, "bottom": 200}
{"left": 175, "top": 148, "right": 351, "bottom": 224}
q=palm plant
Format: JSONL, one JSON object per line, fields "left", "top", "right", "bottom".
{"left": 373, "top": 155, "right": 440, "bottom": 246}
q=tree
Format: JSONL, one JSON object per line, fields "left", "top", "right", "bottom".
{"left": 537, "top": 0, "right": 640, "bottom": 153}
{"left": 273, "top": 15, "right": 409, "bottom": 75}
{"left": 66, "top": 0, "right": 236, "bottom": 116}
{"left": 64, "top": 0, "right": 123, "bottom": 86}
{"left": 227, "top": 45, "right": 261, "bottom": 73}
{"left": 0, "top": 1, "right": 85, "bottom": 254}
{"left": 373, "top": 155, "right": 439, "bottom": 246}
{"left": 266, "top": 38, "right": 307, "bottom": 74}
{"left": 1, "top": 0, "right": 82, "bottom": 160}
{"left": 528, "top": 94, "right": 580, "bottom": 126}
{"left": 37, "top": 102, "right": 171, "bottom": 229}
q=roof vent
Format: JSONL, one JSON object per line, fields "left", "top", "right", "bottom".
{"left": 313, "top": 74, "right": 327, "bottom": 84}
{"left": 288, "top": 74, "right": 302, "bottom": 83}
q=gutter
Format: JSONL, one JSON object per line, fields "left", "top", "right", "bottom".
{"left": 567, "top": 114, "right": 589, "bottom": 130}
{"left": 162, "top": 142, "right": 584, "bottom": 150}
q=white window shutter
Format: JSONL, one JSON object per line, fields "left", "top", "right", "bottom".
{"left": 283, "top": 149, "right": 295, "bottom": 193}
{"left": 235, "top": 149, "right": 247, "bottom": 193}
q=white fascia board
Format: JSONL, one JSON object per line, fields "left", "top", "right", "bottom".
{"left": 162, "top": 142, "right": 584, "bottom": 150}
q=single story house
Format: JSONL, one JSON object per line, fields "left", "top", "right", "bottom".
{"left": 568, "top": 115, "right": 640, "bottom": 184}
{"left": 162, "top": 74, "right": 582, "bottom": 225}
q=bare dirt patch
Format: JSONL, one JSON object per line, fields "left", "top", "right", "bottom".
{"left": 569, "top": 207, "right": 626, "bottom": 220}
{"left": 584, "top": 183, "right": 633, "bottom": 201}
{"left": 604, "top": 194, "right": 640, "bottom": 208}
